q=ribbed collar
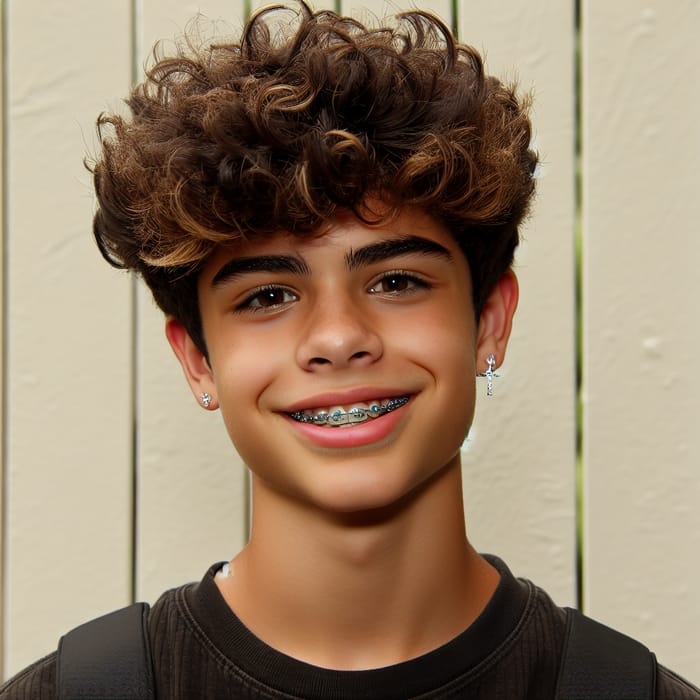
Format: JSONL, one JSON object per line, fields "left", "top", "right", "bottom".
{"left": 182, "top": 555, "right": 534, "bottom": 699}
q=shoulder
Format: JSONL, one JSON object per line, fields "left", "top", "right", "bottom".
{"left": 656, "top": 664, "right": 700, "bottom": 699}
{"left": 0, "top": 652, "right": 56, "bottom": 700}
{"left": 505, "top": 562, "right": 700, "bottom": 699}
{"left": 146, "top": 578, "right": 199, "bottom": 656}
{"left": 0, "top": 576, "right": 198, "bottom": 700}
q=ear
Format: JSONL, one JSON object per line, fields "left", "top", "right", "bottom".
{"left": 475, "top": 270, "right": 519, "bottom": 372}
{"left": 165, "top": 317, "right": 218, "bottom": 410}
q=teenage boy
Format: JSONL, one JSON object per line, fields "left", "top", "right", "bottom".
{"left": 2, "top": 4, "right": 698, "bottom": 698}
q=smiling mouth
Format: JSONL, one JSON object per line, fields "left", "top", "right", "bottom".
{"left": 288, "top": 396, "right": 410, "bottom": 427}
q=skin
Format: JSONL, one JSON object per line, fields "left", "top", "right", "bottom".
{"left": 167, "top": 206, "right": 519, "bottom": 670}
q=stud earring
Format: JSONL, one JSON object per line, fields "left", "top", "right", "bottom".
{"left": 200, "top": 392, "right": 213, "bottom": 409}
{"left": 477, "top": 354, "right": 498, "bottom": 396}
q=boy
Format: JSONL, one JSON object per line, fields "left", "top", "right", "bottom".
{"left": 2, "top": 3, "right": 698, "bottom": 698}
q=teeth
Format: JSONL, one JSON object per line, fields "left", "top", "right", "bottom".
{"left": 328, "top": 408, "right": 350, "bottom": 426}
{"left": 348, "top": 407, "right": 368, "bottom": 423}
{"left": 289, "top": 396, "right": 409, "bottom": 426}
{"left": 312, "top": 411, "right": 329, "bottom": 425}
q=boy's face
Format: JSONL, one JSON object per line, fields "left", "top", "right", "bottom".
{"left": 169, "top": 206, "right": 514, "bottom": 515}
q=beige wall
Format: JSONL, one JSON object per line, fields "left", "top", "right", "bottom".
{"left": 0, "top": 0, "right": 698, "bottom": 684}
{"left": 581, "top": 0, "right": 700, "bottom": 679}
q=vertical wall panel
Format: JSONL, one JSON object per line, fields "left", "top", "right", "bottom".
{"left": 3, "top": 1, "right": 132, "bottom": 677}
{"left": 339, "top": 0, "right": 452, "bottom": 25}
{"left": 582, "top": 0, "right": 700, "bottom": 680}
{"left": 135, "top": 0, "right": 249, "bottom": 603}
{"left": 457, "top": 1, "right": 578, "bottom": 605}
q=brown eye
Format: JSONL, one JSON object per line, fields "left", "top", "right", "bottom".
{"left": 381, "top": 276, "right": 410, "bottom": 292}
{"left": 253, "top": 289, "right": 289, "bottom": 307}
{"left": 369, "top": 272, "right": 430, "bottom": 296}
{"left": 238, "top": 286, "right": 297, "bottom": 312}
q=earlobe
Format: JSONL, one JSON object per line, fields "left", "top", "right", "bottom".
{"left": 165, "top": 317, "right": 219, "bottom": 410}
{"left": 475, "top": 271, "right": 519, "bottom": 372}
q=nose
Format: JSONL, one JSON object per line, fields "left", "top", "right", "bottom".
{"left": 296, "top": 295, "right": 383, "bottom": 371}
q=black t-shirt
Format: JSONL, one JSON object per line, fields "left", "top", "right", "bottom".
{"left": 1, "top": 556, "right": 698, "bottom": 698}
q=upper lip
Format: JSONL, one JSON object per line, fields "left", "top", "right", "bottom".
{"left": 284, "top": 387, "right": 412, "bottom": 413}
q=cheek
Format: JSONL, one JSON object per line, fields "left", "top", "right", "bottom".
{"left": 399, "top": 303, "right": 476, "bottom": 375}
{"left": 418, "top": 312, "right": 477, "bottom": 434}
{"left": 209, "top": 340, "right": 282, "bottom": 430}
{"left": 443, "top": 345, "right": 477, "bottom": 441}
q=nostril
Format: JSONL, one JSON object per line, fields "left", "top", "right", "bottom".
{"left": 350, "top": 351, "right": 371, "bottom": 361}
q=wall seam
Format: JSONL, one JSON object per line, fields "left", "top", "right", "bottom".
{"left": 574, "top": 0, "right": 584, "bottom": 612}
{"left": 130, "top": 0, "right": 143, "bottom": 606}
{"left": 0, "top": 0, "right": 8, "bottom": 680}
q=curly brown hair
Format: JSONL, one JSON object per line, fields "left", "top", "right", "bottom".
{"left": 91, "top": 2, "right": 537, "bottom": 354}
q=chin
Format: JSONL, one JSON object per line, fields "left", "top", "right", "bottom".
{"left": 308, "top": 462, "right": 450, "bottom": 521}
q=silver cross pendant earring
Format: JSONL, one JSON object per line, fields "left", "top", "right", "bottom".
{"left": 477, "top": 354, "right": 499, "bottom": 396}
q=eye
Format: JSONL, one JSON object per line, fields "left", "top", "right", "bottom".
{"left": 368, "top": 271, "right": 431, "bottom": 296}
{"left": 237, "top": 285, "right": 298, "bottom": 313}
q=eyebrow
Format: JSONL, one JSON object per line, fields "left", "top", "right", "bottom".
{"left": 344, "top": 236, "right": 453, "bottom": 270}
{"left": 211, "top": 255, "right": 310, "bottom": 287}
{"left": 210, "top": 235, "right": 453, "bottom": 287}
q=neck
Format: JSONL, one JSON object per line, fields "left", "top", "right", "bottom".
{"left": 216, "top": 456, "right": 498, "bottom": 670}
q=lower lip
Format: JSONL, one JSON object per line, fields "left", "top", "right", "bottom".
{"left": 285, "top": 401, "right": 410, "bottom": 449}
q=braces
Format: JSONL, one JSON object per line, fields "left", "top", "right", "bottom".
{"left": 289, "top": 396, "right": 409, "bottom": 426}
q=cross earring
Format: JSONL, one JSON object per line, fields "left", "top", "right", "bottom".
{"left": 477, "top": 354, "right": 498, "bottom": 396}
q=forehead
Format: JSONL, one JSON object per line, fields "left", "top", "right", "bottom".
{"left": 200, "top": 206, "right": 463, "bottom": 284}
